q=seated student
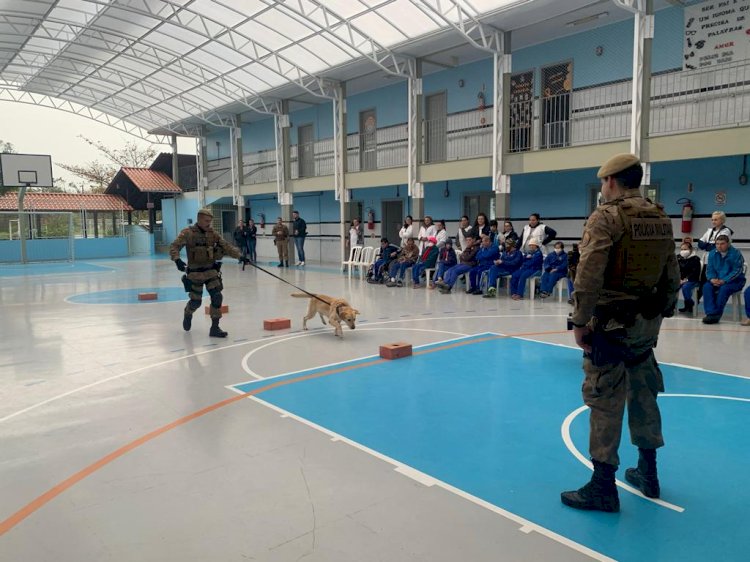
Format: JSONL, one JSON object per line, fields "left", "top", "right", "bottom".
{"left": 539, "top": 241, "right": 568, "bottom": 298}
{"left": 386, "top": 237, "right": 419, "bottom": 287}
{"left": 429, "top": 239, "right": 458, "bottom": 289}
{"left": 368, "top": 237, "right": 400, "bottom": 284}
{"left": 484, "top": 239, "right": 523, "bottom": 297}
{"left": 677, "top": 241, "right": 701, "bottom": 314}
{"left": 412, "top": 236, "right": 440, "bottom": 288}
{"left": 436, "top": 235, "right": 478, "bottom": 293}
{"left": 566, "top": 243, "right": 580, "bottom": 305}
{"left": 701, "top": 235, "right": 746, "bottom": 324}
{"left": 467, "top": 235, "right": 500, "bottom": 294}
{"left": 510, "top": 238, "right": 543, "bottom": 300}
{"left": 742, "top": 285, "right": 750, "bottom": 327}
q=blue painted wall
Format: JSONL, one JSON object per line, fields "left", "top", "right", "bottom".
{"left": 512, "top": 7, "right": 683, "bottom": 93}
{"left": 423, "top": 58, "right": 493, "bottom": 114}
{"left": 75, "top": 237, "right": 129, "bottom": 259}
{"left": 289, "top": 102, "right": 334, "bottom": 143}
{"left": 346, "top": 81, "right": 408, "bottom": 133}
{"left": 163, "top": 196, "right": 201, "bottom": 243}
{"left": 205, "top": 129, "right": 231, "bottom": 161}
{"left": 0, "top": 238, "right": 129, "bottom": 262}
{"left": 242, "top": 118, "right": 276, "bottom": 153}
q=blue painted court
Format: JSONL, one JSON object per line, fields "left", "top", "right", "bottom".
{"left": 233, "top": 334, "right": 750, "bottom": 562}
{"left": 67, "top": 286, "right": 187, "bottom": 304}
{"left": 0, "top": 262, "right": 116, "bottom": 277}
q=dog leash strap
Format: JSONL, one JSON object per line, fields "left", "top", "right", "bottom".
{"left": 243, "top": 261, "right": 330, "bottom": 305}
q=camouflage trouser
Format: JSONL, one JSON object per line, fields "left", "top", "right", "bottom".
{"left": 582, "top": 314, "right": 665, "bottom": 467}
{"left": 276, "top": 240, "right": 289, "bottom": 262}
{"left": 185, "top": 269, "right": 224, "bottom": 320}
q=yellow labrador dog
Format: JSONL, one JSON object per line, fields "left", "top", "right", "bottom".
{"left": 291, "top": 293, "right": 360, "bottom": 337}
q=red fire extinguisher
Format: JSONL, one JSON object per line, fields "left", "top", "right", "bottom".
{"left": 677, "top": 198, "right": 693, "bottom": 233}
{"left": 367, "top": 208, "right": 375, "bottom": 231}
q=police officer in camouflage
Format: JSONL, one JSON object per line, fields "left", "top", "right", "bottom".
{"left": 561, "top": 154, "right": 680, "bottom": 513}
{"left": 170, "top": 208, "right": 243, "bottom": 338}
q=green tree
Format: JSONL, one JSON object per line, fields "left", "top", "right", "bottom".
{"left": 0, "top": 139, "right": 16, "bottom": 153}
{"left": 58, "top": 135, "right": 157, "bottom": 193}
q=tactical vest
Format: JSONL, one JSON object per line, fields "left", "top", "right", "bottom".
{"left": 603, "top": 196, "right": 673, "bottom": 296}
{"left": 185, "top": 226, "right": 224, "bottom": 266}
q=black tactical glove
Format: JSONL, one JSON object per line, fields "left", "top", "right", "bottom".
{"left": 175, "top": 258, "right": 187, "bottom": 272}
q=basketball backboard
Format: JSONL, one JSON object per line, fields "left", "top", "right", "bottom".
{"left": 0, "top": 153, "right": 53, "bottom": 187}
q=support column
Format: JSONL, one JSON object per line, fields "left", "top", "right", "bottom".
{"left": 171, "top": 134, "right": 180, "bottom": 187}
{"left": 196, "top": 128, "right": 208, "bottom": 208}
{"left": 17, "top": 185, "right": 28, "bottom": 263}
{"left": 408, "top": 59, "right": 423, "bottom": 220}
{"left": 231, "top": 117, "right": 244, "bottom": 220}
{"left": 333, "top": 83, "right": 348, "bottom": 263}
{"left": 629, "top": 0, "right": 654, "bottom": 193}
{"left": 493, "top": 32, "right": 512, "bottom": 220}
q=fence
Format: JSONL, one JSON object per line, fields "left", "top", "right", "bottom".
{"left": 0, "top": 211, "right": 74, "bottom": 263}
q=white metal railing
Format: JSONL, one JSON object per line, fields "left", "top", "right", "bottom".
{"left": 202, "top": 61, "right": 750, "bottom": 189}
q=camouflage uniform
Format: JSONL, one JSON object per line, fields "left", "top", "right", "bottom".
{"left": 169, "top": 217, "right": 241, "bottom": 322}
{"left": 272, "top": 222, "right": 289, "bottom": 266}
{"left": 562, "top": 154, "right": 680, "bottom": 512}
{"left": 572, "top": 185, "right": 679, "bottom": 467}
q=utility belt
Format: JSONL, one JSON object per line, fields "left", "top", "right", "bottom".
{"left": 187, "top": 262, "right": 221, "bottom": 273}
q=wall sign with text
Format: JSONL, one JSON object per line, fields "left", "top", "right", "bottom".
{"left": 683, "top": 0, "right": 749, "bottom": 70}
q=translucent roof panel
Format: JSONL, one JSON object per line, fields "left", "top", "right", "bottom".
{"left": 1, "top": 0, "right": 527, "bottom": 132}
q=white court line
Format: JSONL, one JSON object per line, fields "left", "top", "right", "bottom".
{"left": 239, "top": 328, "right": 472, "bottom": 380}
{"left": 0, "top": 315, "right": 554, "bottom": 425}
{"left": 561, "top": 406, "right": 685, "bottom": 513}
{"left": 233, "top": 392, "right": 615, "bottom": 562}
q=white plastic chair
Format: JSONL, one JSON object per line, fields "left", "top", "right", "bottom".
{"left": 357, "top": 246, "right": 376, "bottom": 279}
{"left": 342, "top": 245, "right": 362, "bottom": 278}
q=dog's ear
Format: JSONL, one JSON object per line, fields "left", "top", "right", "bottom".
{"left": 352, "top": 309, "right": 360, "bottom": 316}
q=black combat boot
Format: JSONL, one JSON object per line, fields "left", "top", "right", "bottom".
{"left": 209, "top": 318, "right": 227, "bottom": 338}
{"left": 183, "top": 313, "right": 192, "bottom": 332}
{"left": 284, "top": 260, "right": 289, "bottom": 267}
{"left": 561, "top": 460, "right": 620, "bottom": 512}
{"left": 625, "top": 448, "right": 660, "bottom": 498}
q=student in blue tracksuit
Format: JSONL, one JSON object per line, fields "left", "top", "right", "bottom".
{"left": 484, "top": 239, "right": 523, "bottom": 297}
{"left": 430, "top": 240, "right": 458, "bottom": 288}
{"left": 367, "top": 237, "right": 400, "bottom": 283}
{"left": 467, "top": 235, "right": 500, "bottom": 294}
{"left": 539, "top": 241, "right": 568, "bottom": 297}
{"left": 701, "top": 235, "right": 746, "bottom": 324}
{"left": 742, "top": 285, "right": 750, "bottom": 327}
{"left": 510, "top": 238, "right": 543, "bottom": 299}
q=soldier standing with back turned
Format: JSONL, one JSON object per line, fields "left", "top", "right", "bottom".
{"left": 561, "top": 154, "right": 680, "bottom": 513}
{"left": 170, "top": 208, "right": 242, "bottom": 338}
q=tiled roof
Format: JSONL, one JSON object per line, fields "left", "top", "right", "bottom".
{"left": 0, "top": 192, "right": 134, "bottom": 211}
{"left": 121, "top": 168, "right": 182, "bottom": 193}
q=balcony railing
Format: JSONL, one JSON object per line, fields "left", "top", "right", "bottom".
{"left": 203, "top": 60, "right": 750, "bottom": 189}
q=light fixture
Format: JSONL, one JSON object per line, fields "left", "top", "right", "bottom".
{"left": 566, "top": 11, "right": 608, "bottom": 28}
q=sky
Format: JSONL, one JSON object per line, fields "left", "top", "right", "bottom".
{"left": 1, "top": 101, "right": 196, "bottom": 188}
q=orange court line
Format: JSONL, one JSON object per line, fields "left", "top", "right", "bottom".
{"left": 0, "top": 330, "right": 565, "bottom": 537}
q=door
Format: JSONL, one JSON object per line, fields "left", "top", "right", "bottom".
{"left": 359, "top": 109, "right": 377, "bottom": 171}
{"left": 425, "top": 92, "right": 447, "bottom": 163}
{"left": 541, "top": 62, "right": 572, "bottom": 149}
{"left": 221, "top": 210, "right": 236, "bottom": 244}
{"left": 298, "top": 123, "right": 314, "bottom": 178}
{"left": 381, "top": 200, "right": 403, "bottom": 247}
{"left": 464, "top": 193, "right": 494, "bottom": 222}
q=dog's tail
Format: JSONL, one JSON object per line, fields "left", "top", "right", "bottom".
{"left": 290, "top": 292, "right": 313, "bottom": 299}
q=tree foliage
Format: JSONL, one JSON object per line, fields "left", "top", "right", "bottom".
{"left": 58, "top": 135, "right": 157, "bottom": 193}
{"left": 0, "top": 139, "right": 16, "bottom": 153}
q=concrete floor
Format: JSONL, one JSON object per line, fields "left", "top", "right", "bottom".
{"left": 1, "top": 257, "right": 748, "bottom": 561}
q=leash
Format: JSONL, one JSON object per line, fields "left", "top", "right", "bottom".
{"left": 241, "top": 260, "right": 332, "bottom": 306}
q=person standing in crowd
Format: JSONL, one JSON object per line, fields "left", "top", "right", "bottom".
{"left": 170, "top": 208, "right": 242, "bottom": 338}
{"left": 233, "top": 220, "right": 248, "bottom": 263}
{"left": 292, "top": 210, "right": 307, "bottom": 266}
{"left": 434, "top": 220, "right": 449, "bottom": 248}
{"left": 471, "top": 213, "right": 491, "bottom": 240}
{"left": 561, "top": 153, "right": 679, "bottom": 513}
{"left": 499, "top": 220, "right": 519, "bottom": 248}
{"left": 417, "top": 215, "right": 437, "bottom": 253}
{"left": 399, "top": 215, "right": 414, "bottom": 247}
{"left": 246, "top": 218, "right": 257, "bottom": 263}
{"left": 677, "top": 241, "right": 701, "bottom": 314}
{"left": 520, "top": 213, "right": 556, "bottom": 255}
{"left": 272, "top": 216, "right": 289, "bottom": 267}
{"left": 456, "top": 215, "right": 473, "bottom": 251}
{"left": 701, "top": 235, "right": 746, "bottom": 324}
{"left": 349, "top": 218, "right": 364, "bottom": 250}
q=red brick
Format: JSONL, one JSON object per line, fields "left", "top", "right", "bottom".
{"left": 138, "top": 292, "right": 158, "bottom": 301}
{"left": 264, "top": 318, "right": 291, "bottom": 330}
{"left": 204, "top": 304, "right": 230, "bottom": 314}
{"left": 379, "top": 342, "right": 413, "bottom": 360}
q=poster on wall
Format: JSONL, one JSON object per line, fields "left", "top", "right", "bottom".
{"left": 510, "top": 71, "right": 533, "bottom": 152}
{"left": 683, "top": 0, "right": 750, "bottom": 71}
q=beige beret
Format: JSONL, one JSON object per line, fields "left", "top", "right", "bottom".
{"left": 597, "top": 153, "right": 640, "bottom": 178}
{"left": 197, "top": 208, "right": 213, "bottom": 218}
